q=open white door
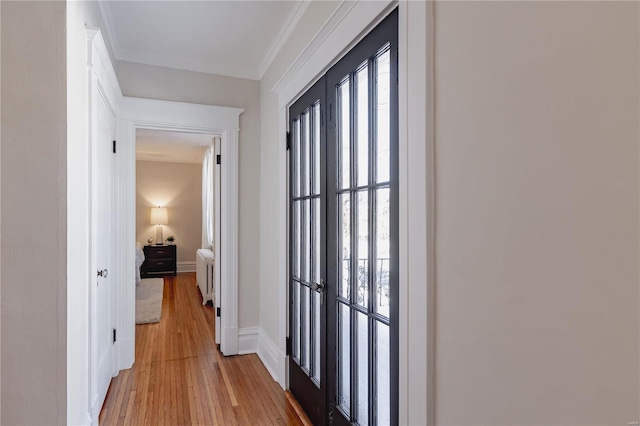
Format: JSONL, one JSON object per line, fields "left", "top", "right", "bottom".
{"left": 90, "top": 88, "right": 116, "bottom": 420}
{"left": 214, "top": 136, "right": 222, "bottom": 345}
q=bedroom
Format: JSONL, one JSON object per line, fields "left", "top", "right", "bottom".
{"left": 134, "top": 129, "right": 218, "bottom": 324}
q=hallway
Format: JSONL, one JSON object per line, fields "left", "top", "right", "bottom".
{"left": 100, "top": 273, "right": 310, "bottom": 425}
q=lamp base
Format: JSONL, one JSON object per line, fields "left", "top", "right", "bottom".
{"left": 156, "top": 224, "right": 164, "bottom": 245}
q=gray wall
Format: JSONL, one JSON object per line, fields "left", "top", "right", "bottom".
{"left": 117, "top": 61, "right": 261, "bottom": 329}
{"left": 1, "top": 2, "right": 67, "bottom": 423}
{"left": 433, "top": 1, "right": 639, "bottom": 423}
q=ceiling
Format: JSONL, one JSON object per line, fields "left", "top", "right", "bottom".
{"left": 99, "top": 0, "right": 304, "bottom": 80}
{"left": 136, "top": 129, "right": 213, "bottom": 164}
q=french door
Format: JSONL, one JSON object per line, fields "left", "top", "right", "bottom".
{"left": 289, "top": 9, "right": 398, "bottom": 426}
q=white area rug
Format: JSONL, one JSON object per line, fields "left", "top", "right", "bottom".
{"left": 136, "top": 278, "right": 164, "bottom": 324}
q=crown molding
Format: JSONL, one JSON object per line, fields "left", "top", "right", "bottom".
{"left": 97, "top": 1, "right": 122, "bottom": 55}
{"left": 257, "top": 0, "right": 312, "bottom": 79}
{"left": 271, "top": 0, "right": 356, "bottom": 98}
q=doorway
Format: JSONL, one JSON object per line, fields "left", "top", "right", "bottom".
{"left": 288, "top": 9, "right": 398, "bottom": 426}
{"left": 114, "top": 98, "right": 244, "bottom": 372}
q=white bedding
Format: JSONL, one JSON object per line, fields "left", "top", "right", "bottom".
{"left": 135, "top": 242, "right": 145, "bottom": 285}
{"left": 196, "top": 249, "right": 215, "bottom": 304}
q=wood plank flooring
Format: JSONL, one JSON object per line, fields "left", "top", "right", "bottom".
{"left": 100, "top": 273, "right": 311, "bottom": 425}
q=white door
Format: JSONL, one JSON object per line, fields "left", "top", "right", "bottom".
{"left": 214, "top": 137, "right": 222, "bottom": 345}
{"left": 91, "top": 90, "right": 115, "bottom": 419}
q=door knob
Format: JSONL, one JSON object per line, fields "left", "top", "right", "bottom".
{"left": 311, "top": 279, "right": 325, "bottom": 305}
{"left": 97, "top": 269, "right": 108, "bottom": 278}
{"left": 311, "top": 280, "right": 325, "bottom": 292}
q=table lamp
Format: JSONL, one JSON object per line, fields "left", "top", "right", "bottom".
{"left": 150, "top": 207, "right": 168, "bottom": 245}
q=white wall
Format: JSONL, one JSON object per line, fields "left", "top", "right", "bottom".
{"left": 116, "top": 61, "right": 261, "bottom": 329}
{"left": 136, "top": 160, "right": 202, "bottom": 264}
{"left": 1, "top": 2, "right": 67, "bottom": 423}
{"left": 433, "top": 1, "right": 639, "bottom": 424}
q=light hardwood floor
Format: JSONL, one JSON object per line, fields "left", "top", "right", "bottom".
{"left": 100, "top": 273, "right": 311, "bottom": 425}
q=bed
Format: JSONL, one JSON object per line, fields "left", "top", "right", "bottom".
{"left": 135, "top": 242, "right": 145, "bottom": 285}
{"left": 196, "top": 248, "right": 215, "bottom": 304}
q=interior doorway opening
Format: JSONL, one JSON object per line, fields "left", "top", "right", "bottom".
{"left": 133, "top": 128, "right": 220, "bottom": 326}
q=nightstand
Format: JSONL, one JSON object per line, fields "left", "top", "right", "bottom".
{"left": 141, "top": 244, "right": 177, "bottom": 278}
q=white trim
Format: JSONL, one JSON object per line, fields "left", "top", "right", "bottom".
{"left": 86, "top": 29, "right": 123, "bottom": 109}
{"left": 219, "top": 128, "right": 240, "bottom": 356}
{"left": 271, "top": 1, "right": 434, "bottom": 423}
{"left": 177, "top": 261, "right": 196, "bottom": 273}
{"left": 119, "top": 97, "right": 243, "bottom": 129}
{"left": 398, "top": 2, "right": 434, "bottom": 424}
{"left": 238, "top": 327, "right": 260, "bottom": 355}
{"left": 116, "top": 97, "right": 244, "bottom": 372}
{"left": 278, "top": 106, "right": 288, "bottom": 390}
{"left": 257, "top": 329, "right": 285, "bottom": 383}
{"left": 257, "top": 0, "right": 312, "bottom": 79}
{"left": 214, "top": 138, "right": 222, "bottom": 346}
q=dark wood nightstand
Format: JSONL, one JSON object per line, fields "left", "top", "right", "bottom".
{"left": 141, "top": 244, "right": 177, "bottom": 278}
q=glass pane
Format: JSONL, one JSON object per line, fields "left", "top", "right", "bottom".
{"left": 294, "top": 201, "right": 300, "bottom": 279}
{"left": 313, "top": 198, "right": 320, "bottom": 284}
{"left": 339, "top": 193, "right": 351, "bottom": 299}
{"left": 338, "top": 79, "right": 350, "bottom": 189}
{"left": 302, "top": 285, "right": 310, "bottom": 370}
{"left": 303, "top": 110, "right": 311, "bottom": 196}
{"left": 376, "top": 321, "right": 390, "bottom": 426}
{"left": 294, "top": 282, "right": 300, "bottom": 360}
{"left": 294, "top": 119, "right": 300, "bottom": 197}
{"left": 357, "top": 190, "right": 369, "bottom": 307}
{"left": 375, "top": 188, "right": 390, "bottom": 317}
{"left": 356, "top": 311, "right": 369, "bottom": 425}
{"left": 313, "top": 290, "right": 321, "bottom": 382}
{"left": 302, "top": 199, "right": 310, "bottom": 282}
{"left": 356, "top": 65, "right": 369, "bottom": 187}
{"left": 313, "top": 103, "right": 321, "bottom": 195}
{"left": 376, "top": 49, "right": 391, "bottom": 183}
{"left": 338, "top": 303, "right": 351, "bottom": 413}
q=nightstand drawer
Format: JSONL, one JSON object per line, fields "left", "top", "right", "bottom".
{"left": 145, "top": 245, "right": 176, "bottom": 259}
{"left": 144, "top": 258, "right": 174, "bottom": 272}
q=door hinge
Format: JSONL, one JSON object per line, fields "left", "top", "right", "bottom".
{"left": 112, "top": 140, "right": 116, "bottom": 154}
{"left": 113, "top": 328, "right": 117, "bottom": 344}
{"left": 286, "top": 131, "right": 291, "bottom": 151}
{"left": 216, "top": 307, "right": 221, "bottom": 317}
{"left": 328, "top": 401, "right": 334, "bottom": 426}
{"left": 286, "top": 336, "right": 291, "bottom": 356}
{"left": 216, "top": 154, "right": 221, "bottom": 165}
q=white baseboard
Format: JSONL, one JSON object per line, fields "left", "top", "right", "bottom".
{"left": 177, "top": 261, "right": 196, "bottom": 273}
{"left": 257, "top": 329, "right": 285, "bottom": 385}
{"left": 238, "top": 327, "right": 259, "bottom": 354}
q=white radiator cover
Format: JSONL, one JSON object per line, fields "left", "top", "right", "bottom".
{"left": 196, "top": 249, "right": 215, "bottom": 305}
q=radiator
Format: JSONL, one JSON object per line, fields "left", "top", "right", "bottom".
{"left": 196, "top": 249, "right": 215, "bottom": 305}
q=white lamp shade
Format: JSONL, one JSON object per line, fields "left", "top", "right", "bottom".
{"left": 150, "top": 207, "right": 168, "bottom": 225}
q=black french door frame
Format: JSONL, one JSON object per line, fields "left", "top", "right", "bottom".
{"left": 288, "top": 9, "right": 398, "bottom": 426}
{"left": 289, "top": 77, "right": 327, "bottom": 426}
{"left": 326, "top": 9, "right": 398, "bottom": 426}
